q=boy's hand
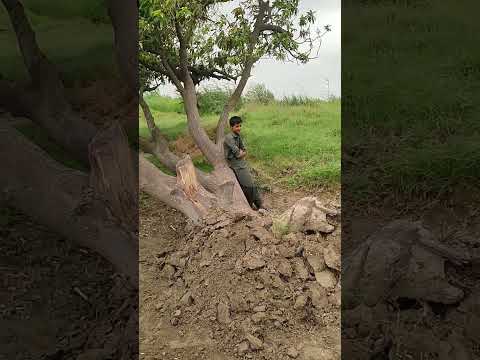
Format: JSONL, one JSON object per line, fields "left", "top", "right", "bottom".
{"left": 239, "top": 149, "right": 247, "bottom": 158}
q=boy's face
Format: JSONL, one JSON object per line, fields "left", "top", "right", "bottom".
{"left": 231, "top": 123, "right": 242, "bottom": 135}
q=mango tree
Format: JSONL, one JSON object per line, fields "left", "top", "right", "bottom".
{"left": 139, "top": 0, "right": 329, "bottom": 221}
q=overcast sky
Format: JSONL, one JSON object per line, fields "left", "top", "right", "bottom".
{"left": 158, "top": 0, "right": 341, "bottom": 99}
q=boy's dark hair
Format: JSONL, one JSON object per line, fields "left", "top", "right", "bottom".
{"left": 229, "top": 116, "right": 242, "bottom": 127}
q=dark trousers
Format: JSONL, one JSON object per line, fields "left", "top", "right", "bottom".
{"left": 231, "top": 167, "right": 263, "bottom": 209}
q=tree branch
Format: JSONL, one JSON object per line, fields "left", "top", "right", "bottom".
{"left": 159, "top": 51, "right": 185, "bottom": 95}
{"left": 1, "top": 0, "right": 47, "bottom": 83}
{"left": 1, "top": 0, "right": 98, "bottom": 164}
{"left": 139, "top": 93, "right": 218, "bottom": 192}
{"left": 259, "top": 24, "right": 287, "bottom": 33}
{"left": 215, "top": 0, "right": 270, "bottom": 144}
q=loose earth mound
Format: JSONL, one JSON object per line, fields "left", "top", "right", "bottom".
{"left": 140, "top": 190, "right": 341, "bottom": 360}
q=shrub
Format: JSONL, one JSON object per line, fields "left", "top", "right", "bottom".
{"left": 245, "top": 84, "right": 275, "bottom": 104}
{"left": 197, "top": 85, "right": 243, "bottom": 115}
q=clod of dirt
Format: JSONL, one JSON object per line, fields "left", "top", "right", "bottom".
{"left": 244, "top": 255, "right": 266, "bottom": 270}
{"left": 292, "top": 258, "right": 310, "bottom": 280}
{"left": 309, "top": 283, "right": 328, "bottom": 308}
{"left": 275, "top": 197, "right": 337, "bottom": 234}
{"left": 324, "top": 243, "right": 340, "bottom": 271}
{"left": 343, "top": 220, "right": 466, "bottom": 308}
{"left": 277, "top": 259, "right": 293, "bottom": 278}
{"left": 237, "top": 341, "right": 250, "bottom": 355}
{"left": 343, "top": 218, "right": 479, "bottom": 359}
{"left": 294, "top": 295, "right": 308, "bottom": 310}
{"left": 253, "top": 305, "right": 266, "bottom": 312}
{"left": 216, "top": 302, "right": 232, "bottom": 325}
{"left": 287, "top": 346, "right": 299, "bottom": 358}
{"left": 315, "top": 270, "right": 337, "bottom": 289}
{"left": 180, "top": 291, "right": 194, "bottom": 306}
{"left": 306, "top": 255, "right": 326, "bottom": 274}
{"left": 251, "top": 311, "right": 267, "bottom": 324}
{"left": 246, "top": 333, "right": 263, "bottom": 350}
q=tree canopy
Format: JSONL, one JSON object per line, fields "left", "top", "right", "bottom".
{"left": 139, "top": 0, "right": 330, "bottom": 91}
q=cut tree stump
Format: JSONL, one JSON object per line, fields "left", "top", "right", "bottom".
{"left": 89, "top": 122, "right": 138, "bottom": 233}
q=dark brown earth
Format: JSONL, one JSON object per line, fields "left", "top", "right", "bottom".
{"left": 0, "top": 203, "right": 137, "bottom": 360}
{"left": 343, "top": 192, "right": 480, "bottom": 360}
{"left": 139, "top": 188, "right": 341, "bottom": 360}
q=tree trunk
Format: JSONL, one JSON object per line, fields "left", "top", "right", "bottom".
{"left": 0, "top": 123, "right": 138, "bottom": 285}
{"left": 139, "top": 154, "right": 217, "bottom": 223}
{"left": 211, "top": 165, "right": 254, "bottom": 213}
{"left": 139, "top": 95, "right": 219, "bottom": 192}
{"left": 106, "top": 0, "right": 138, "bottom": 97}
{"left": 89, "top": 122, "right": 138, "bottom": 233}
{"left": 1, "top": 0, "right": 98, "bottom": 165}
{"left": 183, "top": 80, "right": 223, "bottom": 166}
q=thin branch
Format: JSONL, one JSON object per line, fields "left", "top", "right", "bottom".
{"left": 259, "top": 24, "right": 287, "bottom": 33}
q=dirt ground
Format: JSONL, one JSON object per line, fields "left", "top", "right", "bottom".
{"left": 139, "top": 187, "right": 341, "bottom": 360}
{"left": 342, "top": 190, "right": 480, "bottom": 360}
{"left": 0, "top": 204, "right": 137, "bottom": 360}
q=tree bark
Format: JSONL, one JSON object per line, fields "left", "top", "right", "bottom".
{"left": 89, "top": 122, "right": 138, "bottom": 233}
{"left": 139, "top": 154, "right": 217, "bottom": 223}
{"left": 106, "top": 0, "right": 139, "bottom": 97}
{"left": 215, "top": 61, "right": 255, "bottom": 145}
{"left": 215, "top": 0, "right": 270, "bottom": 145}
{"left": 139, "top": 95, "right": 219, "bottom": 192}
{"left": 183, "top": 80, "right": 222, "bottom": 166}
{"left": 0, "top": 123, "right": 138, "bottom": 285}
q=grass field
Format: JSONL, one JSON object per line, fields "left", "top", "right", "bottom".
{"left": 343, "top": 0, "right": 480, "bottom": 202}
{"left": 140, "top": 95, "right": 341, "bottom": 189}
{"left": 0, "top": 2, "right": 114, "bottom": 82}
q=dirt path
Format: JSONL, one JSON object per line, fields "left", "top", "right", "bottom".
{"left": 139, "top": 188, "right": 341, "bottom": 360}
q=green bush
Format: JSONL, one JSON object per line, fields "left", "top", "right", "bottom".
{"left": 197, "top": 85, "right": 243, "bottom": 115}
{"left": 245, "top": 84, "right": 275, "bottom": 104}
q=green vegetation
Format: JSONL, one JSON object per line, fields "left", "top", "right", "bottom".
{"left": 140, "top": 94, "right": 341, "bottom": 189}
{"left": 197, "top": 86, "right": 243, "bottom": 115}
{"left": 15, "top": 123, "right": 86, "bottom": 171}
{"left": 0, "top": 2, "right": 114, "bottom": 82}
{"left": 343, "top": 0, "right": 480, "bottom": 201}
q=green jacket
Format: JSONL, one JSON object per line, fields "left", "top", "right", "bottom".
{"left": 224, "top": 132, "right": 247, "bottom": 169}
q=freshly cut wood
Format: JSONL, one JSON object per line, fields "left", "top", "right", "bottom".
{"left": 88, "top": 122, "right": 138, "bottom": 233}
{"left": 140, "top": 154, "right": 216, "bottom": 223}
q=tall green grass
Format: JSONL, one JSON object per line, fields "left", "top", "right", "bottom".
{"left": 140, "top": 95, "right": 341, "bottom": 188}
{"left": 0, "top": 4, "right": 114, "bottom": 82}
{"left": 343, "top": 0, "right": 480, "bottom": 201}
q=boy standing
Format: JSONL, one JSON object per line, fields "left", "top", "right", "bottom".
{"left": 223, "top": 116, "right": 264, "bottom": 210}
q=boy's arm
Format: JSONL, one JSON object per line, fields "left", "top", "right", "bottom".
{"left": 239, "top": 137, "right": 246, "bottom": 150}
{"left": 224, "top": 136, "right": 242, "bottom": 159}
